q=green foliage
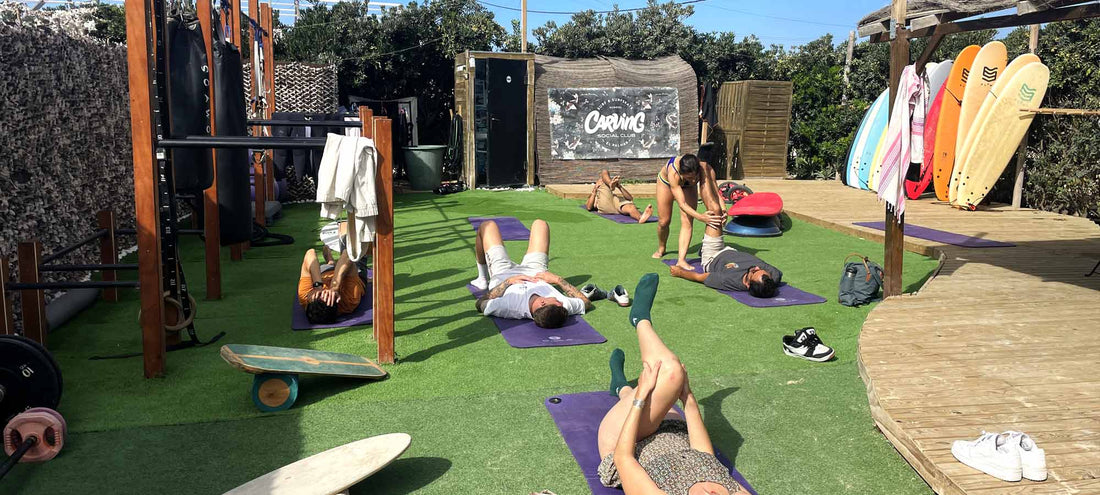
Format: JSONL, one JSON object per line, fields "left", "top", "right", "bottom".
{"left": 87, "top": 3, "right": 126, "bottom": 44}
{"left": 276, "top": 0, "right": 505, "bottom": 143}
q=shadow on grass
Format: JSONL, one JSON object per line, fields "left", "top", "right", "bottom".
{"left": 699, "top": 387, "right": 746, "bottom": 462}
{"left": 352, "top": 457, "right": 452, "bottom": 494}
{"left": 399, "top": 320, "right": 498, "bottom": 363}
{"left": 293, "top": 374, "right": 388, "bottom": 409}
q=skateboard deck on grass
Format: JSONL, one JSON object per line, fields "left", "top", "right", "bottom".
{"left": 221, "top": 345, "right": 387, "bottom": 412}
{"left": 223, "top": 433, "right": 411, "bottom": 495}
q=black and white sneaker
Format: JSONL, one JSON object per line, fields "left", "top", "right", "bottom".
{"left": 782, "top": 327, "right": 834, "bottom": 362}
{"left": 581, "top": 283, "right": 607, "bottom": 301}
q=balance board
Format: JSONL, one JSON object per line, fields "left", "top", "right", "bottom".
{"left": 724, "top": 215, "right": 782, "bottom": 237}
{"left": 908, "top": 82, "right": 946, "bottom": 199}
{"left": 726, "top": 192, "right": 783, "bottom": 217}
{"left": 933, "top": 45, "right": 979, "bottom": 201}
{"left": 223, "top": 433, "right": 411, "bottom": 495}
{"left": 853, "top": 89, "right": 889, "bottom": 189}
{"left": 951, "top": 41, "right": 1007, "bottom": 203}
{"left": 953, "top": 62, "right": 1049, "bottom": 209}
{"left": 952, "top": 52, "right": 1041, "bottom": 201}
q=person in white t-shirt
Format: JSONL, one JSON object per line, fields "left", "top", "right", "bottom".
{"left": 470, "top": 218, "right": 592, "bottom": 328}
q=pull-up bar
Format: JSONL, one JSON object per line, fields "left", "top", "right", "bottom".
{"left": 158, "top": 136, "right": 329, "bottom": 149}
{"left": 247, "top": 119, "right": 364, "bottom": 127}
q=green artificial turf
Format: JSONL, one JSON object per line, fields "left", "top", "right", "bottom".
{"left": 8, "top": 189, "right": 938, "bottom": 494}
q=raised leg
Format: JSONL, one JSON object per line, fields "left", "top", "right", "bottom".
{"left": 527, "top": 219, "right": 549, "bottom": 256}
{"left": 675, "top": 185, "right": 697, "bottom": 270}
{"left": 475, "top": 220, "right": 503, "bottom": 265}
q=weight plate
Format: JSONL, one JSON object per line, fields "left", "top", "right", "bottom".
{"left": 0, "top": 336, "right": 63, "bottom": 425}
{"left": 12, "top": 335, "right": 63, "bottom": 400}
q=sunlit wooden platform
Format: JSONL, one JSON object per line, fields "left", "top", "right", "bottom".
{"left": 549, "top": 179, "right": 1100, "bottom": 494}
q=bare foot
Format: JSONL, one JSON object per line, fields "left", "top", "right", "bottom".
{"left": 651, "top": 248, "right": 665, "bottom": 259}
{"left": 638, "top": 204, "right": 653, "bottom": 224}
{"left": 675, "top": 259, "right": 695, "bottom": 271}
{"left": 669, "top": 264, "right": 685, "bottom": 278}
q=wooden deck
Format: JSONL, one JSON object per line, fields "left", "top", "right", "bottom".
{"left": 549, "top": 179, "right": 1100, "bottom": 494}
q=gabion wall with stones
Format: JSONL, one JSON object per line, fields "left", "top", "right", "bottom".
{"left": 0, "top": 4, "right": 134, "bottom": 328}
{"left": 243, "top": 61, "right": 338, "bottom": 114}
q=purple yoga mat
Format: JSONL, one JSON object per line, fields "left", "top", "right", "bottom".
{"left": 662, "top": 258, "right": 826, "bottom": 308}
{"left": 468, "top": 216, "right": 530, "bottom": 241}
{"left": 291, "top": 275, "right": 374, "bottom": 330}
{"left": 579, "top": 205, "right": 657, "bottom": 224}
{"left": 467, "top": 284, "right": 606, "bottom": 348}
{"left": 853, "top": 221, "right": 1014, "bottom": 248}
{"left": 545, "top": 391, "right": 757, "bottom": 495}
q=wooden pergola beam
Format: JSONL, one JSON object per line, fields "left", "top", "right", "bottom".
{"left": 866, "top": 2, "right": 1100, "bottom": 42}
{"left": 198, "top": 0, "right": 223, "bottom": 300}
{"left": 882, "top": 0, "right": 908, "bottom": 298}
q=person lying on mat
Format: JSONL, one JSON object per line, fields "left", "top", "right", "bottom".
{"left": 654, "top": 151, "right": 725, "bottom": 271}
{"left": 297, "top": 246, "right": 368, "bottom": 324}
{"left": 470, "top": 218, "right": 593, "bottom": 328}
{"left": 598, "top": 273, "right": 749, "bottom": 495}
{"left": 585, "top": 169, "right": 653, "bottom": 223}
{"left": 667, "top": 183, "right": 781, "bottom": 298}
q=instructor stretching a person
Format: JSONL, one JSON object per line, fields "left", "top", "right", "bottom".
{"left": 470, "top": 218, "right": 593, "bottom": 328}
{"left": 598, "top": 273, "right": 749, "bottom": 494}
{"left": 654, "top": 153, "right": 724, "bottom": 271}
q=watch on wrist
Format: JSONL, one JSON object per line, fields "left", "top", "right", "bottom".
{"left": 312, "top": 281, "right": 324, "bottom": 289}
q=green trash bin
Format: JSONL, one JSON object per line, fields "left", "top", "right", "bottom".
{"left": 403, "top": 145, "right": 448, "bottom": 191}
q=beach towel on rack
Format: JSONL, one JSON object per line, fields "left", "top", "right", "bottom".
{"left": 876, "top": 65, "right": 926, "bottom": 218}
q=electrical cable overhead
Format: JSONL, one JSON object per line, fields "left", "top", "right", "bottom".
{"left": 700, "top": 3, "right": 852, "bottom": 28}
{"left": 332, "top": 35, "right": 445, "bottom": 62}
{"left": 478, "top": 0, "right": 706, "bottom": 15}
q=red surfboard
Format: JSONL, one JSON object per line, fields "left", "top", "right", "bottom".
{"left": 906, "top": 82, "right": 946, "bottom": 200}
{"left": 726, "top": 192, "right": 783, "bottom": 217}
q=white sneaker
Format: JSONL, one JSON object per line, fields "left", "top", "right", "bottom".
{"left": 951, "top": 432, "right": 1022, "bottom": 482}
{"left": 609, "top": 285, "right": 630, "bottom": 307}
{"left": 1005, "top": 431, "right": 1047, "bottom": 481}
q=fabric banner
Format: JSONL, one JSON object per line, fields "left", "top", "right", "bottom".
{"left": 548, "top": 87, "right": 680, "bottom": 160}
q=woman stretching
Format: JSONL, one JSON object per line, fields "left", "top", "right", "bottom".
{"left": 598, "top": 273, "right": 748, "bottom": 495}
{"left": 654, "top": 154, "right": 724, "bottom": 271}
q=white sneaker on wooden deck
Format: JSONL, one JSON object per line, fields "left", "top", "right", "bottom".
{"left": 1005, "top": 431, "right": 1048, "bottom": 481}
{"left": 951, "top": 432, "right": 1023, "bottom": 482}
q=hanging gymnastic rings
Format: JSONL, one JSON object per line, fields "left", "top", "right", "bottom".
{"left": 136, "top": 292, "right": 197, "bottom": 332}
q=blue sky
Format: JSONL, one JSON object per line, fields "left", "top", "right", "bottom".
{"left": 479, "top": 0, "right": 890, "bottom": 47}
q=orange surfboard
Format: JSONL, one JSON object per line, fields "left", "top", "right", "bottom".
{"left": 932, "top": 45, "right": 980, "bottom": 201}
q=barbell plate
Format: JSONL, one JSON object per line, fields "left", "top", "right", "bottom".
{"left": 0, "top": 336, "right": 63, "bottom": 425}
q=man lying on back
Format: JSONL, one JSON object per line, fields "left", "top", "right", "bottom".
{"left": 469, "top": 218, "right": 593, "bottom": 328}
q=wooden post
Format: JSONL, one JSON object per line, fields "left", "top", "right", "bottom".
{"left": 125, "top": 0, "right": 167, "bottom": 377}
{"left": 198, "top": 0, "right": 223, "bottom": 300}
{"left": 97, "top": 210, "right": 119, "bottom": 302}
{"left": 883, "top": 0, "right": 908, "bottom": 298}
{"left": 371, "top": 113, "right": 395, "bottom": 364}
{"left": 230, "top": 0, "right": 241, "bottom": 47}
{"left": 17, "top": 242, "right": 47, "bottom": 346}
{"left": 261, "top": 4, "right": 276, "bottom": 202}
{"left": 0, "top": 254, "right": 14, "bottom": 335}
{"left": 1012, "top": 24, "right": 1039, "bottom": 209}
{"left": 843, "top": 30, "right": 855, "bottom": 102}
{"left": 521, "top": 0, "right": 527, "bottom": 53}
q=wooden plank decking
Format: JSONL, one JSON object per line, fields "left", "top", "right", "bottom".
{"left": 549, "top": 179, "right": 1100, "bottom": 494}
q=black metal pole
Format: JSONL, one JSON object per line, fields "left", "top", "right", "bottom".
{"left": 247, "top": 119, "right": 362, "bottom": 127}
{"left": 159, "top": 136, "right": 328, "bottom": 149}
{"left": 7, "top": 281, "right": 140, "bottom": 290}
{"left": 39, "top": 263, "right": 139, "bottom": 272}
{"left": 39, "top": 230, "right": 109, "bottom": 265}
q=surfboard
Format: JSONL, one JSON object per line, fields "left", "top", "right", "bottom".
{"left": 953, "top": 62, "right": 1048, "bottom": 210}
{"left": 868, "top": 126, "right": 888, "bottom": 192}
{"left": 906, "top": 83, "right": 946, "bottom": 199}
{"left": 852, "top": 89, "right": 889, "bottom": 189}
{"left": 952, "top": 52, "right": 1042, "bottom": 201}
{"left": 846, "top": 95, "right": 878, "bottom": 187}
{"left": 926, "top": 60, "right": 954, "bottom": 104}
{"left": 932, "top": 45, "right": 980, "bottom": 201}
{"left": 951, "top": 41, "right": 1007, "bottom": 202}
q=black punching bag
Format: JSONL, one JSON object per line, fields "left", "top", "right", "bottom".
{"left": 167, "top": 12, "right": 214, "bottom": 192}
{"left": 212, "top": 22, "right": 251, "bottom": 246}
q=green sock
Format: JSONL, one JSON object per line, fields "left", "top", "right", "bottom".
{"left": 629, "top": 273, "right": 659, "bottom": 327}
{"left": 609, "top": 349, "right": 629, "bottom": 396}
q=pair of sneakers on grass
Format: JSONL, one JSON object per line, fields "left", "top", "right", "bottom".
{"left": 952, "top": 431, "right": 1047, "bottom": 482}
{"left": 580, "top": 283, "right": 630, "bottom": 307}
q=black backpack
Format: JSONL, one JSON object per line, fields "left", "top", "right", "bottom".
{"left": 839, "top": 254, "right": 884, "bottom": 307}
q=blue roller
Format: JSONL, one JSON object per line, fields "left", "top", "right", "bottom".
{"left": 724, "top": 215, "right": 782, "bottom": 237}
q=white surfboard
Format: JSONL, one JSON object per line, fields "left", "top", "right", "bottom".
{"left": 224, "top": 433, "right": 412, "bottom": 495}
{"left": 952, "top": 62, "right": 1049, "bottom": 209}
{"left": 926, "top": 60, "right": 954, "bottom": 103}
{"left": 950, "top": 41, "right": 1007, "bottom": 202}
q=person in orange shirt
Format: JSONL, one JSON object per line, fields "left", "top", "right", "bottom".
{"left": 297, "top": 241, "right": 368, "bottom": 324}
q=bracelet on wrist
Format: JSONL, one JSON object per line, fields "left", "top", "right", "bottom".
{"left": 631, "top": 398, "right": 645, "bottom": 409}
